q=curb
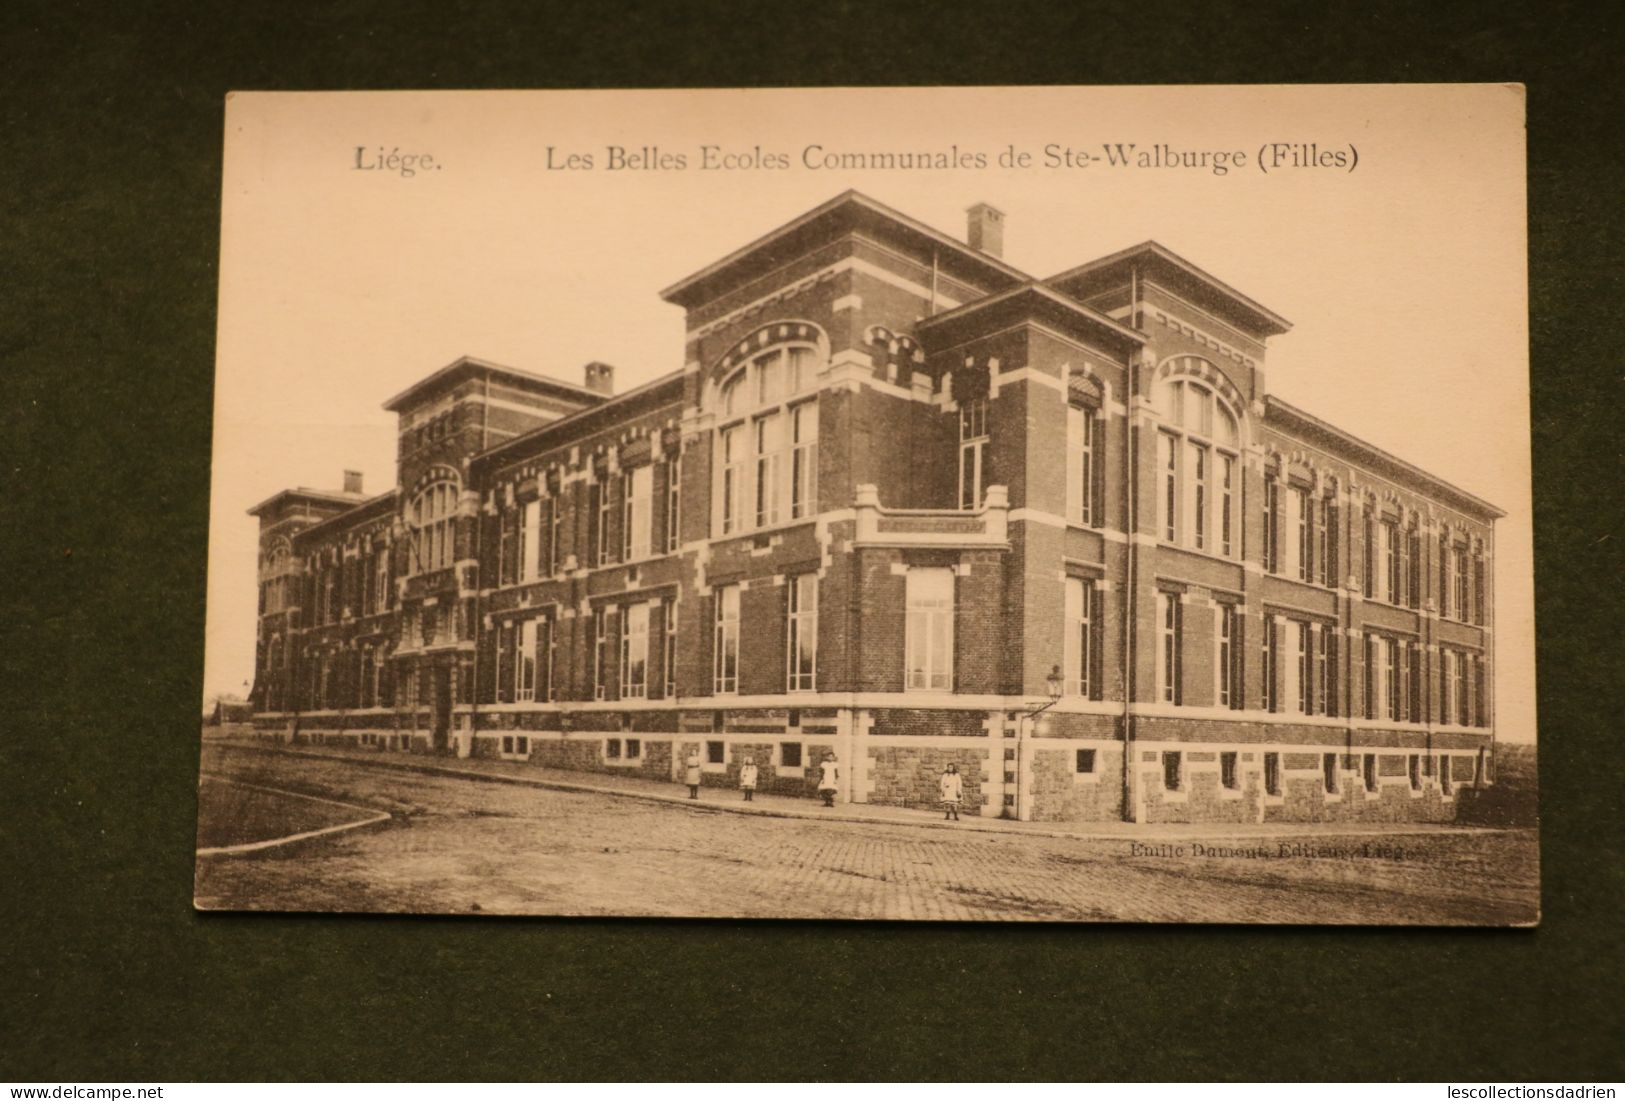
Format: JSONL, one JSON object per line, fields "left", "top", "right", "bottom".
{"left": 210, "top": 742, "right": 1044, "bottom": 838}
{"left": 196, "top": 773, "right": 394, "bottom": 857}
{"left": 206, "top": 740, "right": 1513, "bottom": 844}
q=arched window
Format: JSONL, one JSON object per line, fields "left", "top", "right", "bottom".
{"left": 410, "top": 480, "right": 458, "bottom": 573}
{"left": 1155, "top": 376, "right": 1242, "bottom": 557}
{"left": 714, "top": 343, "right": 821, "bottom": 535}
{"left": 260, "top": 541, "right": 294, "bottom": 614}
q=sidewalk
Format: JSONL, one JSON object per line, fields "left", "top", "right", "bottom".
{"left": 204, "top": 734, "right": 1508, "bottom": 842}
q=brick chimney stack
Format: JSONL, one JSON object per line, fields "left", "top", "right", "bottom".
{"left": 583, "top": 361, "right": 615, "bottom": 396}
{"left": 343, "top": 470, "right": 364, "bottom": 494}
{"left": 966, "top": 202, "right": 1005, "bottom": 258}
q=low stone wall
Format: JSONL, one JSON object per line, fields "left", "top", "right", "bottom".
{"left": 1028, "top": 745, "right": 1124, "bottom": 821}
{"left": 865, "top": 744, "right": 992, "bottom": 814}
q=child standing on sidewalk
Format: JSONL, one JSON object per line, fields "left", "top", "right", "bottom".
{"left": 684, "top": 749, "right": 702, "bottom": 799}
{"left": 940, "top": 763, "right": 963, "bottom": 821}
{"left": 817, "top": 753, "right": 839, "bottom": 807}
{"left": 739, "top": 755, "right": 758, "bottom": 801}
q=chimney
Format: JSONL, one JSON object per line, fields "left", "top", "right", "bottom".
{"left": 966, "top": 202, "right": 1005, "bottom": 258}
{"left": 583, "top": 361, "right": 615, "bottom": 396}
{"left": 343, "top": 470, "right": 364, "bottom": 495}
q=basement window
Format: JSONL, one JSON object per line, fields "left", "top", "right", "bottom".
{"left": 1162, "top": 752, "right": 1182, "bottom": 792}
{"left": 1075, "top": 748, "right": 1096, "bottom": 774}
{"left": 1220, "top": 752, "right": 1239, "bottom": 790}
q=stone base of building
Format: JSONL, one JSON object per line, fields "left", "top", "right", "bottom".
{"left": 246, "top": 707, "right": 1494, "bottom": 824}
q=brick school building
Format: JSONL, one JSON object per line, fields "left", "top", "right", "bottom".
{"left": 246, "top": 191, "right": 1501, "bottom": 824}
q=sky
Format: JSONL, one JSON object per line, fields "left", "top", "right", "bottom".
{"left": 205, "top": 85, "right": 1532, "bottom": 740}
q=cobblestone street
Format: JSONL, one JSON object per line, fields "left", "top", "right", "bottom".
{"left": 194, "top": 744, "right": 1539, "bottom": 923}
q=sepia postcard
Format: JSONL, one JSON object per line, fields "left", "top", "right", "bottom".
{"left": 197, "top": 85, "right": 1536, "bottom": 923}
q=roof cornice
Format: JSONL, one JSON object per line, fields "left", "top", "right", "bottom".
{"left": 1265, "top": 396, "right": 1504, "bottom": 520}
{"left": 659, "top": 190, "right": 1031, "bottom": 309}
{"left": 1047, "top": 240, "right": 1292, "bottom": 338}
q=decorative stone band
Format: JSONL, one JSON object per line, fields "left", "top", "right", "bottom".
{"left": 852, "top": 483, "right": 1010, "bottom": 548}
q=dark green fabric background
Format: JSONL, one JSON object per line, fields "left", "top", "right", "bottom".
{"left": 3, "top": 0, "right": 1621, "bottom": 1082}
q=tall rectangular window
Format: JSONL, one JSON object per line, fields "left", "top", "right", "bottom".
{"left": 1440, "top": 534, "right": 1452, "bottom": 617}
{"left": 1382, "top": 520, "right": 1398, "bottom": 603}
{"left": 1264, "top": 752, "right": 1281, "bottom": 796}
{"left": 754, "top": 413, "right": 784, "bottom": 528}
{"left": 548, "top": 493, "right": 563, "bottom": 575}
{"left": 1324, "top": 752, "right": 1340, "bottom": 795}
{"left": 719, "top": 425, "right": 744, "bottom": 535}
{"left": 1066, "top": 406, "right": 1097, "bottom": 527}
{"left": 374, "top": 551, "right": 390, "bottom": 612}
{"left": 1473, "top": 551, "right": 1486, "bottom": 625}
{"left": 1363, "top": 508, "right": 1376, "bottom": 597}
{"left": 620, "top": 602, "right": 648, "bottom": 699}
{"left": 1365, "top": 633, "right": 1378, "bottom": 721}
{"left": 1385, "top": 636, "right": 1400, "bottom": 722}
{"left": 1064, "top": 577, "right": 1098, "bottom": 698}
{"left": 1156, "top": 592, "right": 1182, "bottom": 705}
{"left": 1396, "top": 521, "right": 1411, "bottom": 606}
{"left": 1159, "top": 431, "right": 1178, "bottom": 542}
{"left": 1290, "top": 487, "right": 1308, "bottom": 581}
{"left": 1217, "top": 603, "right": 1241, "bottom": 710}
{"left": 498, "top": 508, "right": 517, "bottom": 587}
{"left": 592, "top": 607, "right": 609, "bottom": 701}
{"left": 495, "top": 621, "right": 515, "bottom": 703}
{"left": 1314, "top": 496, "right": 1329, "bottom": 586}
{"left": 713, "top": 584, "right": 739, "bottom": 694}
{"left": 539, "top": 615, "right": 554, "bottom": 702}
{"left": 959, "top": 399, "right": 988, "bottom": 511}
{"left": 1263, "top": 477, "right": 1280, "bottom": 573}
{"left": 1261, "top": 617, "right": 1277, "bottom": 713}
{"left": 1452, "top": 649, "right": 1467, "bottom": 727}
{"left": 1408, "top": 527, "right": 1422, "bottom": 609}
{"left": 1455, "top": 546, "right": 1470, "bottom": 622}
{"left": 1296, "top": 489, "right": 1311, "bottom": 581}
{"left": 519, "top": 500, "right": 539, "bottom": 583}
{"left": 786, "top": 573, "right": 817, "bottom": 692}
{"left": 1398, "top": 642, "right": 1412, "bottom": 722}
{"left": 1324, "top": 497, "right": 1340, "bottom": 589}
{"left": 1293, "top": 620, "right": 1310, "bottom": 714}
{"left": 622, "top": 465, "right": 652, "bottom": 562}
{"left": 596, "top": 479, "right": 615, "bottom": 566}
{"left": 905, "top": 567, "right": 955, "bottom": 691}
{"left": 1220, "top": 454, "right": 1235, "bottom": 557}
{"left": 663, "top": 457, "right": 681, "bottom": 553}
{"left": 1188, "top": 442, "right": 1208, "bottom": 551}
{"left": 661, "top": 595, "right": 677, "bottom": 699}
{"left": 515, "top": 618, "right": 537, "bottom": 701}
{"left": 1315, "top": 623, "right": 1329, "bottom": 717}
{"left": 789, "top": 403, "right": 817, "bottom": 520}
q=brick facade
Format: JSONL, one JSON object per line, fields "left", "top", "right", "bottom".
{"left": 247, "top": 192, "right": 1502, "bottom": 823}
